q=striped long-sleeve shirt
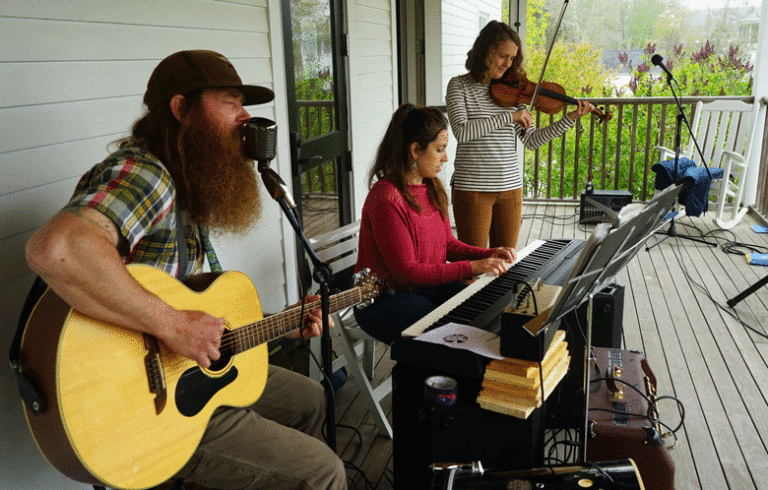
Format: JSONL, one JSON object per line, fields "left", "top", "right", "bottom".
{"left": 446, "top": 74, "right": 575, "bottom": 192}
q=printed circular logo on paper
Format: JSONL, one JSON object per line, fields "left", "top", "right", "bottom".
{"left": 443, "top": 333, "right": 468, "bottom": 344}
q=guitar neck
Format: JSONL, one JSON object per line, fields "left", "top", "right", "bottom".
{"left": 227, "top": 287, "right": 365, "bottom": 354}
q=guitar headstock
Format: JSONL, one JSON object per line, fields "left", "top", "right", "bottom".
{"left": 353, "top": 268, "right": 384, "bottom": 302}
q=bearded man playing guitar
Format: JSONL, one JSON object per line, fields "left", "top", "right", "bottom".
{"left": 23, "top": 50, "right": 347, "bottom": 490}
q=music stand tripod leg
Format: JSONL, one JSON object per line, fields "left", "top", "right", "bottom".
{"left": 646, "top": 216, "right": 718, "bottom": 251}
{"left": 727, "top": 274, "right": 768, "bottom": 307}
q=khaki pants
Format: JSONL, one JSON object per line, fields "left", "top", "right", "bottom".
{"left": 452, "top": 188, "right": 523, "bottom": 249}
{"left": 176, "top": 365, "right": 346, "bottom": 490}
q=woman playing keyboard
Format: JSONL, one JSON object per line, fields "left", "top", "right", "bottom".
{"left": 353, "top": 103, "right": 515, "bottom": 344}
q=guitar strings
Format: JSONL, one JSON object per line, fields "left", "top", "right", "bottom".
{"left": 215, "top": 289, "right": 364, "bottom": 353}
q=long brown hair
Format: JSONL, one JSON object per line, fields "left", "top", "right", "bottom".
{"left": 117, "top": 92, "right": 204, "bottom": 221}
{"left": 368, "top": 103, "right": 449, "bottom": 218}
{"left": 465, "top": 20, "right": 525, "bottom": 83}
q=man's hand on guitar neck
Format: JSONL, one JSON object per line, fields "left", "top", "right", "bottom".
{"left": 283, "top": 294, "right": 335, "bottom": 339}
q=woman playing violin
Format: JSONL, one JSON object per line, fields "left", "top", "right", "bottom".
{"left": 446, "top": 20, "right": 595, "bottom": 250}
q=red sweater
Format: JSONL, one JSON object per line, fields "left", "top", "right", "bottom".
{"left": 355, "top": 179, "right": 493, "bottom": 291}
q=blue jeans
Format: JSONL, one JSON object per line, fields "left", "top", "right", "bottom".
{"left": 353, "top": 281, "right": 468, "bottom": 344}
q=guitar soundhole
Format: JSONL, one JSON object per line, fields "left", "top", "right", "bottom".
{"left": 174, "top": 331, "right": 238, "bottom": 417}
{"left": 209, "top": 352, "right": 232, "bottom": 372}
{"left": 209, "top": 330, "right": 235, "bottom": 372}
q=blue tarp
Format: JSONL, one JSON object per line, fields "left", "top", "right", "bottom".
{"left": 652, "top": 157, "right": 724, "bottom": 217}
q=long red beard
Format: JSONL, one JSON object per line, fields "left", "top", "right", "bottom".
{"left": 178, "top": 114, "right": 261, "bottom": 235}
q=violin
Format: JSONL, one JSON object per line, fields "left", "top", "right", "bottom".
{"left": 490, "top": 72, "right": 612, "bottom": 123}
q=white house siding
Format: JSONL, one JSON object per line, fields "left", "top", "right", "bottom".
{"left": 0, "top": 1, "right": 297, "bottom": 488}
{"left": 429, "top": 0, "right": 504, "bottom": 225}
{"left": 440, "top": 0, "right": 502, "bottom": 103}
{"left": 347, "top": 0, "right": 399, "bottom": 218}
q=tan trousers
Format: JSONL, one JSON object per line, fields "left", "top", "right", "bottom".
{"left": 175, "top": 365, "right": 346, "bottom": 490}
{"left": 452, "top": 188, "right": 523, "bottom": 249}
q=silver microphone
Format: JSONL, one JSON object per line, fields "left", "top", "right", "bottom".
{"left": 245, "top": 117, "right": 296, "bottom": 208}
{"left": 245, "top": 117, "right": 277, "bottom": 170}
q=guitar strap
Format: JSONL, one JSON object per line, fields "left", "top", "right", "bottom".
{"left": 176, "top": 203, "right": 189, "bottom": 279}
{"left": 198, "top": 224, "right": 223, "bottom": 273}
{"left": 9, "top": 275, "right": 48, "bottom": 413}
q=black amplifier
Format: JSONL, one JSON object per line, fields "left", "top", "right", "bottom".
{"left": 580, "top": 190, "right": 633, "bottom": 223}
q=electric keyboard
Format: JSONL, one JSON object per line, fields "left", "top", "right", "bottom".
{"left": 400, "top": 238, "right": 585, "bottom": 338}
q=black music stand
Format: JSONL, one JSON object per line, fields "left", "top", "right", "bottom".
{"left": 530, "top": 184, "right": 685, "bottom": 461}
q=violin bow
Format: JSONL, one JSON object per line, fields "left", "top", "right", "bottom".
{"left": 528, "top": 0, "right": 571, "bottom": 112}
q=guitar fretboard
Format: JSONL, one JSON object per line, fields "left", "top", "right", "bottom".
{"left": 223, "top": 287, "right": 368, "bottom": 355}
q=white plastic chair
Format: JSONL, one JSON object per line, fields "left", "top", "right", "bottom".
{"left": 307, "top": 221, "right": 393, "bottom": 439}
{"left": 655, "top": 99, "right": 758, "bottom": 229}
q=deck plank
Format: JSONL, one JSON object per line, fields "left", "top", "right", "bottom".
{"left": 632, "top": 212, "right": 768, "bottom": 490}
{"left": 638, "top": 242, "right": 722, "bottom": 490}
{"left": 644, "top": 240, "right": 729, "bottom": 490}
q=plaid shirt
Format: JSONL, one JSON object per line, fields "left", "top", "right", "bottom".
{"left": 67, "top": 145, "right": 203, "bottom": 278}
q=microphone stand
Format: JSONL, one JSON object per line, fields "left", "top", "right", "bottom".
{"left": 646, "top": 67, "right": 717, "bottom": 251}
{"left": 257, "top": 162, "right": 337, "bottom": 452}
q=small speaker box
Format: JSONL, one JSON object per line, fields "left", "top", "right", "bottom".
{"left": 580, "top": 283, "right": 625, "bottom": 349}
{"left": 580, "top": 190, "right": 633, "bottom": 223}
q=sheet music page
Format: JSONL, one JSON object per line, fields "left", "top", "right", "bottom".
{"left": 413, "top": 323, "right": 505, "bottom": 359}
{"left": 565, "top": 222, "right": 612, "bottom": 281}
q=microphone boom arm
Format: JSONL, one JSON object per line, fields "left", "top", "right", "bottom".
{"left": 258, "top": 163, "right": 297, "bottom": 209}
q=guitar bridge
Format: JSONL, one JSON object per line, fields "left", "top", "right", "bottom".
{"left": 143, "top": 334, "right": 167, "bottom": 415}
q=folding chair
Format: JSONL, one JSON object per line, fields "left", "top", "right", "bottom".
{"left": 307, "top": 221, "right": 393, "bottom": 439}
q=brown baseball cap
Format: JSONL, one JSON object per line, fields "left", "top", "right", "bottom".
{"left": 144, "top": 50, "right": 274, "bottom": 109}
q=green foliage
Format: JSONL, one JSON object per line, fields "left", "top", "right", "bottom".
{"left": 619, "top": 42, "right": 754, "bottom": 97}
{"left": 295, "top": 74, "right": 334, "bottom": 101}
{"left": 526, "top": 0, "right": 550, "bottom": 47}
{"left": 522, "top": 36, "right": 754, "bottom": 200}
{"left": 525, "top": 41, "right": 618, "bottom": 98}
{"left": 521, "top": 40, "right": 620, "bottom": 198}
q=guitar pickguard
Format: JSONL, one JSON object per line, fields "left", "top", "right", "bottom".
{"left": 175, "top": 366, "right": 238, "bottom": 417}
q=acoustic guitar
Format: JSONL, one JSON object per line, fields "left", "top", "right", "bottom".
{"left": 18, "top": 264, "right": 379, "bottom": 490}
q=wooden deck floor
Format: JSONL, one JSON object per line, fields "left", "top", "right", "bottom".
{"left": 327, "top": 201, "right": 768, "bottom": 490}
{"left": 301, "top": 194, "right": 340, "bottom": 239}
